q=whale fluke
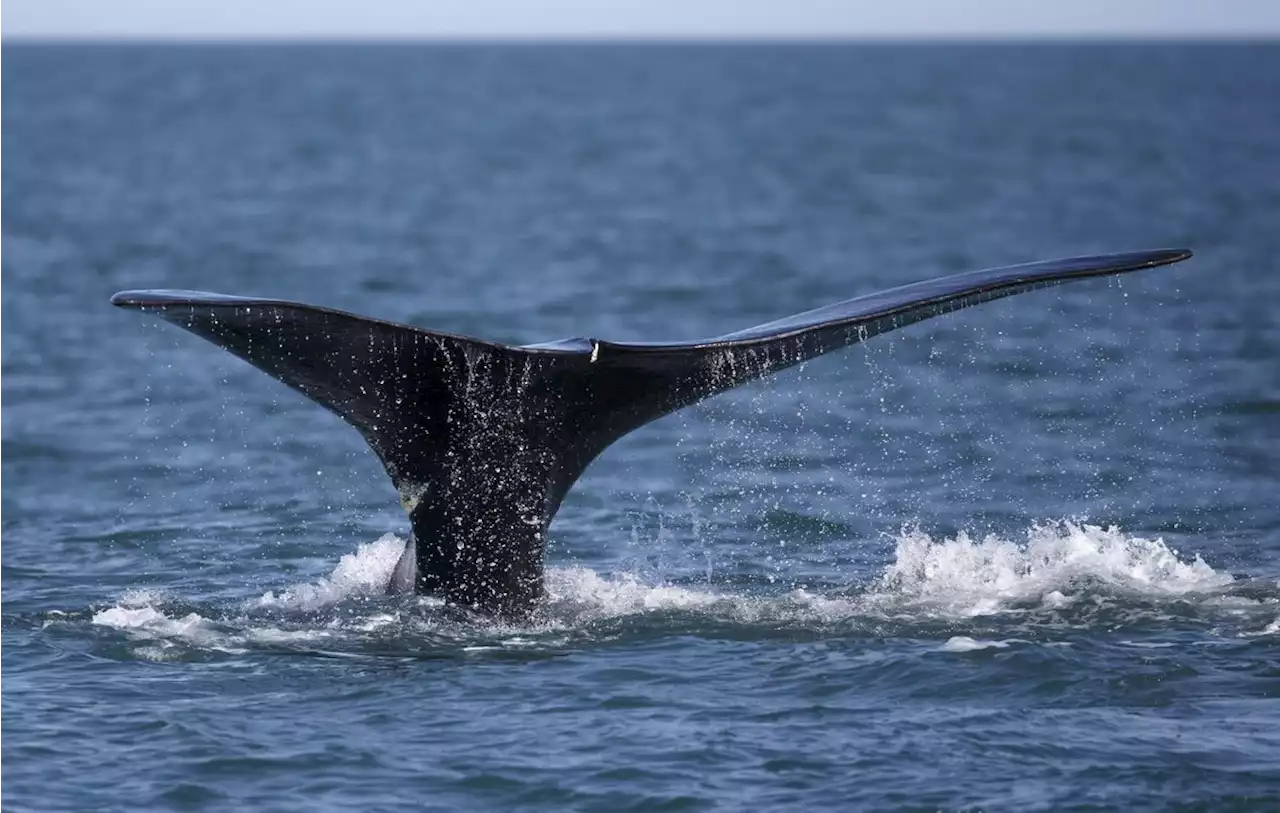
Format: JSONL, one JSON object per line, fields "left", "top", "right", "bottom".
{"left": 112, "top": 248, "right": 1191, "bottom": 617}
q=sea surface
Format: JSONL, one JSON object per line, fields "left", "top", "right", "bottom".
{"left": 3, "top": 43, "right": 1279, "bottom": 812}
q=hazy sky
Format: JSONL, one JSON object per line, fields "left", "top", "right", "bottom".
{"left": 5, "top": 0, "right": 1280, "bottom": 39}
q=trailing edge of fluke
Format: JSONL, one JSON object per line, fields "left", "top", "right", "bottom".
{"left": 112, "top": 248, "right": 1192, "bottom": 618}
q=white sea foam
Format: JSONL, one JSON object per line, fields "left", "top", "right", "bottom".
{"left": 544, "top": 566, "right": 724, "bottom": 617}
{"left": 93, "top": 604, "right": 187, "bottom": 630}
{"left": 939, "top": 636, "right": 1013, "bottom": 652}
{"left": 253, "top": 533, "right": 407, "bottom": 612}
{"left": 869, "top": 520, "right": 1232, "bottom": 617}
{"left": 87, "top": 520, "right": 1248, "bottom": 652}
{"left": 544, "top": 522, "right": 1235, "bottom": 624}
{"left": 91, "top": 604, "right": 226, "bottom": 649}
{"left": 90, "top": 601, "right": 335, "bottom": 654}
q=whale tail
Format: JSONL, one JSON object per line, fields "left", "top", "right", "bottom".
{"left": 112, "top": 248, "right": 1191, "bottom": 617}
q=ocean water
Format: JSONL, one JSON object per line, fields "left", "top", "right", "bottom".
{"left": 3, "top": 43, "right": 1279, "bottom": 812}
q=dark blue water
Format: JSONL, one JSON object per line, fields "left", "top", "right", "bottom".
{"left": 4, "top": 44, "right": 1279, "bottom": 811}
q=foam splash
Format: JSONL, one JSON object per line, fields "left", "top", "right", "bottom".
{"left": 254, "top": 533, "right": 407, "bottom": 612}
{"left": 546, "top": 522, "right": 1241, "bottom": 625}
{"left": 871, "top": 520, "right": 1233, "bottom": 616}
{"left": 91, "top": 604, "right": 233, "bottom": 657}
{"left": 939, "top": 636, "right": 1014, "bottom": 652}
{"left": 87, "top": 540, "right": 410, "bottom": 655}
{"left": 544, "top": 567, "right": 724, "bottom": 617}
{"left": 86, "top": 521, "right": 1253, "bottom": 654}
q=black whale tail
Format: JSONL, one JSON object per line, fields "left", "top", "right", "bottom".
{"left": 112, "top": 248, "right": 1191, "bottom": 617}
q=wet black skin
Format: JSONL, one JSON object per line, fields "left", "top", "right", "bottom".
{"left": 112, "top": 248, "right": 1191, "bottom": 618}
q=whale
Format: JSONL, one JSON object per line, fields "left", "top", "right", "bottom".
{"left": 113, "top": 248, "right": 1191, "bottom": 618}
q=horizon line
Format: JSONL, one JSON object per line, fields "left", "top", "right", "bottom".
{"left": 5, "top": 33, "right": 1280, "bottom": 45}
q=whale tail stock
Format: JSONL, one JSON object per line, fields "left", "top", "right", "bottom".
{"left": 111, "top": 248, "right": 1191, "bottom": 617}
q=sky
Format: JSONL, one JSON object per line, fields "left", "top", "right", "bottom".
{"left": 4, "top": 0, "right": 1280, "bottom": 40}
